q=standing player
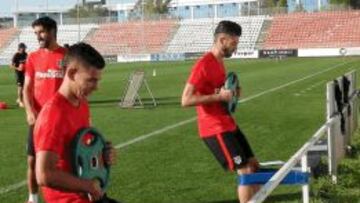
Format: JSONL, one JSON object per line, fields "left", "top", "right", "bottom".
{"left": 181, "top": 21, "right": 259, "bottom": 203}
{"left": 11, "top": 42, "right": 27, "bottom": 107}
{"left": 23, "top": 17, "right": 66, "bottom": 203}
{"left": 34, "top": 42, "right": 116, "bottom": 203}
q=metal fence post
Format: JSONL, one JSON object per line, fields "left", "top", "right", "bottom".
{"left": 326, "top": 82, "right": 338, "bottom": 183}
{"left": 301, "top": 154, "right": 310, "bottom": 203}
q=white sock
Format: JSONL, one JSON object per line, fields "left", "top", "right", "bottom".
{"left": 28, "top": 193, "right": 38, "bottom": 203}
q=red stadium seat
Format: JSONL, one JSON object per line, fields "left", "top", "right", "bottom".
{"left": 0, "top": 27, "right": 18, "bottom": 50}
{"left": 84, "top": 19, "right": 178, "bottom": 55}
{"left": 263, "top": 11, "right": 360, "bottom": 49}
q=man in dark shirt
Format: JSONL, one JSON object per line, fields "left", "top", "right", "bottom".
{"left": 11, "top": 42, "right": 28, "bottom": 107}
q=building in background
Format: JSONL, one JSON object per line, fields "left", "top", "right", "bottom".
{"left": 287, "top": 0, "right": 330, "bottom": 12}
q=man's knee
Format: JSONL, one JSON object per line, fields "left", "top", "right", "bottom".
{"left": 237, "top": 163, "right": 256, "bottom": 175}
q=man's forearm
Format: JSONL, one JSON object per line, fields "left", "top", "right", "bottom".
{"left": 182, "top": 93, "right": 221, "bottom": 107}
{"left": 23, "top": 85, "right": 35, "bottom": 114}
{"left": 39, "top": 169, "right": 91, "bottom": 193}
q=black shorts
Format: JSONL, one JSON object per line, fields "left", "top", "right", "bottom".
{"left": 203, "top": 127, "right": 254, "bottom": 171}
{"left": 26, "top": 125, "right": 35, "bottom": 156}
{"left": 15, "top": 71, "right": 24, "bottom": 87}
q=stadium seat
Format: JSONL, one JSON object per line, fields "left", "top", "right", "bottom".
{"left": 263, "top": 11, "right": 360, "bottom": 49}
{"left": 0, "top": 27, "right": 18, "bottom": 51}
{"left": 84, "top": 19, "right": 178, "bottom": 55}
{"left": 166, "top": 16, "right": 265, "bottom": 53}
{"left": 0, "top": 24, "right": 97, "bottom": 64}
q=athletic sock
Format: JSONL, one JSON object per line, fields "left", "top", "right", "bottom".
{"left": 28, "top": 193, "right": 38, "bottom": 203}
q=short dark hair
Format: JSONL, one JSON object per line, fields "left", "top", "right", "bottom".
{"left": 63, "top": 43, "right": 70, "bottom": 49}
{"left": 65, "top": 42, "right": 105, "bottom": 70}
{"left": 214, "top": 20, "right": 242, "bottom": 37}
{"left": 18, "top": 42, "right": 26, "bottom": 49}
{"left": 32, "top": 16, "right": 57, "bottom": 35}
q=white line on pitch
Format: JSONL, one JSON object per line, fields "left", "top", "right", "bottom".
{"left": 0, "top": 181, "right": 26, "bottom": 195}
{"left": 0, "top": 60, "right": 349, "bottom": 195}
{"left": 240, "top": 62, "right": 347, "bottom": 103}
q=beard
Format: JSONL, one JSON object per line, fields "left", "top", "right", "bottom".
{"left": 38, "top": 38, "right": 50, "bottom": 48}
{"left": 223, "top": 47, "right": 236, "bottom": 58}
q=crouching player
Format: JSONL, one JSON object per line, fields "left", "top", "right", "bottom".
{"left": 34, "top": 42, "right": 116, "bottom": 203}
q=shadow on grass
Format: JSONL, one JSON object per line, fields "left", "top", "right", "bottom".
{"left": 89, "top": 96, "right": 181, "bottom": 108}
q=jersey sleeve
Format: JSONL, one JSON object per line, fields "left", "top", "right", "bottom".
{"left": 187, "top": 61, "right": 206, "bottom": 91}
{"left": 24, "top": 53, "right": 34, "bottom": 78}
{"left": 34, "top": 105, "right": 64, "bottom": 155}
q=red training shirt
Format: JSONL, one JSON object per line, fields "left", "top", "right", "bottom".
{"left": 34, "top": 92, "right": 91, "bottom": 203}
{"left": 25, "top": 47, "right": 66, "bottom": 113}
{"left": 187, "top": 52, "right": 237, "bottom": 137}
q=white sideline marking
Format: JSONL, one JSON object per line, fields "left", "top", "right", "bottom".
{"left": 293, "top": 80, "right": 325, "bottom": 96}
{"left": 115, "top": 118, "right": 196, "bottom": 149}
{"left": 0, "top": 180, "right": 26, "bottom": 195}
{"left": 0, "top": 61, "right": 349, "bottom": 195}
{"left": 239, "top": 62, "right": 347, "bottom": 103}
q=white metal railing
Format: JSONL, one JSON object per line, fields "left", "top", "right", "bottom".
{"left": 248, "top": 70, "right": 358, "bottom": 203}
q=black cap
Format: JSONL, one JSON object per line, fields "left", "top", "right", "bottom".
{"left": 18, "top": 43, "right": 26, "bottom": 49}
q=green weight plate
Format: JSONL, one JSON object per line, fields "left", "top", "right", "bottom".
{"left": 72, "top": 127, "right": 110, "bottom": 191}
{"left": 224, "top": 72, "right": 240, "bottom": 114}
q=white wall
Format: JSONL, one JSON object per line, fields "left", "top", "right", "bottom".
{"left": 298, "top": 47, "right": 360, "bottom": 57}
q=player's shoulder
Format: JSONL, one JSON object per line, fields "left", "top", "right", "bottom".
{"left": 55, "top": 46, "right": 67, "bottom": 54}
{"left": 40, "top": 94, "right": 64, "bottom": 117}
{"left": 27, "top": 49, "right": 41, "bottom": 59}
{"left": 197, "top": 52, "right": 216, "bottom": 65}
{"left": 192, "top": 52, "right": 212, "bottom": 71}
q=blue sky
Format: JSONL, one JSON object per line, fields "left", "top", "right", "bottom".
{"left": 0, "top": 0, "right": 134, "bottom": 17}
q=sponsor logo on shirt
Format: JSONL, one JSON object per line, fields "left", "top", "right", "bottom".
{"left": 233, "top": 156, "right": 242, "bottom": 165}
{"left": 57, "top": 59, "right": 65, "bottom": 68}
{"left": 35, "top": 69, "right": 64, "bottom": 79}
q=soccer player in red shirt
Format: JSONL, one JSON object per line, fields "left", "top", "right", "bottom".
{"left": 181, "top": 21, "right": 260, "bottom": 203}
{"left": 34, "top": 42, "right": 116, "bottom": 203}
{"left": 23, "top": 17, "right": 66, "bottom": 203}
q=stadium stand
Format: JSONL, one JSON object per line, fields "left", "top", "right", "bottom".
{"left": 0, "top": 27, "right": 18, "bottom": 51}
{"left": 84, "top": 19, "right": 178, "bottom": 55}
{"left": 166, "top": 16, "right": 265, "bottom": 53}
{"left": 263, "top": 11, "right": 360, "bottom": 49}
{"left": 1, "top": 10, "right": 360, "bottom": 63}
{"left": 0, "top": 24, "right": 97, "bottom": 63}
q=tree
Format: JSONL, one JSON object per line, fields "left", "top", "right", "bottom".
{"left": 129, "top": 0, "right": 171, "bottom": 20}
{"left": 259, "top": 0, "right": 287, "bottom": 8}
{"left": 329, "top": 0, "right": 360, "bottom": 8}
{"left": 294, "top": 2, "right": 306, "bottom": 12}
{"left": 277, "top": 0, "right": 288, "bottom": 7}
{"left": 145, "top": 0, "right": 171, "bottom": 14}
{"left": 67, "top": 3, "right": 109, "bottom": 18}
{"left": 259, "top": 0, "right": 276, "bottom": 8}
{"left": 329, "top": 0, "right": 350, "bottom": 4}
{"left": 350, "top": 0, "right": 360, "bottom": 8}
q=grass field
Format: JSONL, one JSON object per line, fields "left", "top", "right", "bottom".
{"left": 0, "top": 57, "right": 360, "bottom": 203}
